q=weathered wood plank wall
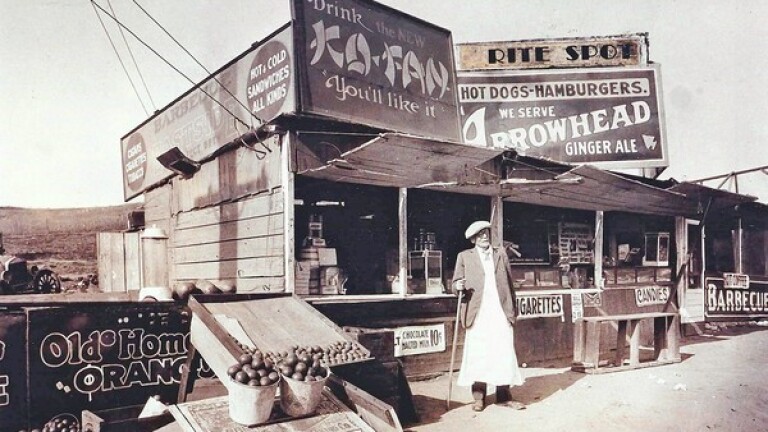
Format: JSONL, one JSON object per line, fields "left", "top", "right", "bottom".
{"left": 170, "top": 138, "right": 285, "bottom": 293}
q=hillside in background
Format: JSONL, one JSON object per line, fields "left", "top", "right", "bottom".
{"left": 0, "top": 203, "right": 143, "bottom": 281}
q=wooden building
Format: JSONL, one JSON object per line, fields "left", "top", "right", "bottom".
{"left": 110, "top": 0, "right": 768, "bottom": 380}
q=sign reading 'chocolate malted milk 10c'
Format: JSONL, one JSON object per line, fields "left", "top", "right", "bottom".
{"left": 291, "top": 0, "right": 460, "bottom": 142}
{"left": 120, "top": 25, "right": 295, "bottom": 201}
{"left": 458, "top": 65, "right": 668, "bottom": 169}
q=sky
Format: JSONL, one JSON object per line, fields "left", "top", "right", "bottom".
{"left": 1, "top": 0, "right": 766, "bottom": 208}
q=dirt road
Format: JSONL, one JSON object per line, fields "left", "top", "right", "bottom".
{"left": 407, "top": 324, "right": 768, "bottom": 432}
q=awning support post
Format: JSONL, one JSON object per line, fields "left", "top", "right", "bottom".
{"left": 398, "top": 187, "right": 408, "bottom": 297}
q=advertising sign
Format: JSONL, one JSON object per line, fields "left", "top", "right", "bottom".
{"left": 393, "top": 324, "right": 445, "bottom": 357}
{"left": 121, "top": 25, "right": 295, "bottom": 200}
{"left": 292, "top": 0, "right": 460, "bottom": 141}
{"left": 0, "top": 311, "right": 27, "bottom": 431}
{"left": 458, "top": 65, "right": 668, "bottom": 169}
{"left": 26, "top": 303, "right": 212, "bottom": 428}
{"left": 517, "top": 293, "right": 564, "bottom": 320}
{"left": 456, "top": 34, "right": 648, "bottom": 70}
{"left": 706, "top": 277, "right": 768, "bottom": 318}
{"left": 634, "top": 286, "right": 671, "bottom": 307}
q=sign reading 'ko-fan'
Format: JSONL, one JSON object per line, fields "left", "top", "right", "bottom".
{"left": 458, "top": 66, "right": 667, "bottom": 169}
{"left": 292, "top": 0, "right": 460, "bottom": 141}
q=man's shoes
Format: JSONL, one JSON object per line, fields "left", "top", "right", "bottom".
{"left": 472, "top": 400, "right": 485, "bottom": 412}
{"left": 498, "top": 400, "right": 526, "bottom": 410}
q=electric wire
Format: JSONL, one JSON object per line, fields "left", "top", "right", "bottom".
{"left": 90, "top": 0, "right": 149, "bottom": 116}
{"left": 131, "top": 0, "right": 261, "bottom": 126}
{"left": 90, "top": 0, "right": 251, "bottom": 129}
{"left": 107, "top": 0, "right": 157, "bottom": 111}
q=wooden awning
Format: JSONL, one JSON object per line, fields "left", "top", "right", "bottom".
{"left": 298, "top": 133, "right": 503, "bottom": 188}
{"left": 425, "top": 165, "right": 699, "bottom": 217}
{"left": 298, "top": 134, "right": 704, "bottom": 217}
{"left": 667, "top": 182, "right": 757, "bottom": 211}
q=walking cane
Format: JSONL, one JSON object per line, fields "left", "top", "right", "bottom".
{"left": 447, "top": 288, "right": 463, "bottom": 410}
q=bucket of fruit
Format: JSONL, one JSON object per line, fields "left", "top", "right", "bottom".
{"left": 226, "top": 352, "right": 280, "bottom": 426}
{"left": 276, "top": 350, "right": 330, "bottom": 417}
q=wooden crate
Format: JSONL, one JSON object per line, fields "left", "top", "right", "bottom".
{"left": 187, "top": 294, "right": 372, "bottom": 390}
{"left": 81, "top": 405, "right": 173, "bottom": 432}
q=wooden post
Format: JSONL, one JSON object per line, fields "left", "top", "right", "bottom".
{"left": 594, "top": 211, "right": 604, "bottom": 289}
{"left": 399, "top": 188, "right": 408, "bottom": 297}
{"left": 675, "top": 217, "right": 687, "bottom": 310}
{"left": 628, "top": 319, "right": 641, "bottom": 366}
{"left": 573, "top": 319, "right": 585, "bottom": 364}
{"left": 490, "top": 196, "right": 503, "bottom": 249}
{"left": 583, "top": 321, "right": 601, "bottom": 368}
{"left": 282, "top": 134, "right": 295, "bottom": 293}
{"left": 666, "top": 314, "right": 681, "bottom": 361}
{"left": 614, "top": 320, "right": 628, "bottom": 366}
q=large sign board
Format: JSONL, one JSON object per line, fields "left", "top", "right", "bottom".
{"left": 456, "top": 34, "right": 648, "bottom": 70}
{"left": 706, "top": 276, "right": 768, "bottom": 318}
{"left": 25, "top": 304, "right": 211, "bottom": 429}
{"left": 292, "top": 0, "right": 460, "bottom": 141}
{"left": 458, "top": 66, "right": 668, "bottom": 169}
{"left": 121, "top": 25, "right": 295, "bottom": 200}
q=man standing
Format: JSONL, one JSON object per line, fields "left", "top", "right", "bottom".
{"left": 452, "top": 220, "right": 525, "bottom": 411}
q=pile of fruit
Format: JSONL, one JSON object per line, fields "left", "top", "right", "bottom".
{"left": 173, "top": 279, "right": 236, "bottom": 301}
{"left": 32, "top": 415, "right": 80, "bottom": 432}
{"left": 231, "top": 340, "right": 370, "bottom": 367}
{"left": 227, "top": 352, "right": 280, "bottom": 387}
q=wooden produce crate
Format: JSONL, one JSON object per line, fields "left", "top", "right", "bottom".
{"left": 187, "top": 294, "right": 372, "bottom": 390}
{"left": 81, "top": 405, "right": 174, "bottom": 432}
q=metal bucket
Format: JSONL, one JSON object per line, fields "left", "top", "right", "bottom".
{"left": 228, "top": 378, "right": 279, "bottom": 426}
{"left": 279, "top": 371, "right": 329, "bottom": 417}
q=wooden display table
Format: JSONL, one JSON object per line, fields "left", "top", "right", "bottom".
{"left": 572, "top": 312, "right": 681, "bottom": 374}
{"left": 170, "top": 390, "right": 374, "bottom": 432}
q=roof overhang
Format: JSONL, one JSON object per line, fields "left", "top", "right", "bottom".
{"left": 426, "top": 165, "right": 698, "bottom": 216}
{"left": 296, "top": 134, "right": 704, "bottom": 217}
{"left": 297, "top": 133, "right": 503, "bottom": 188}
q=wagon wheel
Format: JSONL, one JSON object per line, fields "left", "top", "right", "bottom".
{"left": 32, "top": 269, "right": 61, "bottom": 294}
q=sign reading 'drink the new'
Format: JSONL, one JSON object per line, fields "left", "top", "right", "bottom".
{"left": 120, "top": 25, "right": 295, "bottom": 201}
{"left": 456, "top": 34, "right": 648, "bottom": 70}
{"left": 292, "top": 0, "right": 461, "bottom": 142}
{"left": 458, "top": 65, "right": 667, "bottom": 169}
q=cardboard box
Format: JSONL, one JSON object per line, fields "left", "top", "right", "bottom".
{"left": 318, "top": 248, "right": 338, "bottom": 266}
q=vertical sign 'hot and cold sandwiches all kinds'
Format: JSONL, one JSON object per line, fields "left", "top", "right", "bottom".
{"left": 458, "top": 66, "right": 667, "bottom": 169}
{"left": 120, "top": 25, "right": 295, "bottom": 200}
{"left": 292, "top": 0, "right": 460, "bottom": 141}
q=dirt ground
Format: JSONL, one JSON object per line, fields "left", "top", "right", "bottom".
{"left": 405, "top": 323, "right": 768, "bottom": 432}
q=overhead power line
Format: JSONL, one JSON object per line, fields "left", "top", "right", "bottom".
{"left": 90, "top": 0, "right": 251, "bottom": 129}
{"left": 131, "top": 0, "right": 261, "bottom": 126}
{"left": 90, "top": 0, "right": 149, "bottom": 116}
{"left": 107, "top": 0, "right": 157, "bottom": 111}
